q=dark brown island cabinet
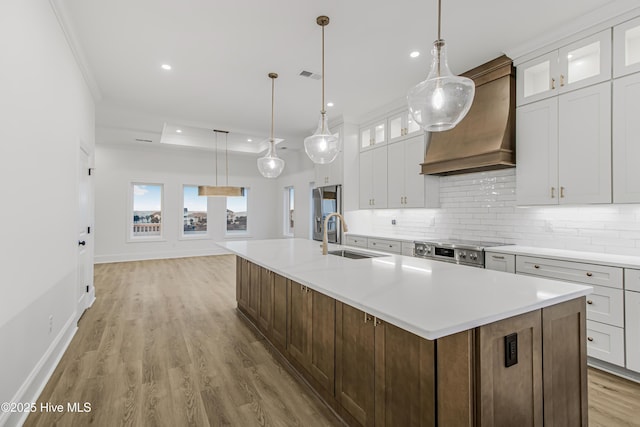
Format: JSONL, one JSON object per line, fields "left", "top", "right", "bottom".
{"left": 235, "top": 256, "right": 588, "bottom": 427}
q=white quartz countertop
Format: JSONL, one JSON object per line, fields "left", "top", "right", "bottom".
{"left": 486, "top": 245, "right": 640, "bottom": 269}
{"left": 218, "top": 239, "right": 592, "bottom": 340}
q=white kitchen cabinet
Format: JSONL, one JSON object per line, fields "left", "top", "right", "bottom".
{"left": 613, "top": 72, "right": 640, "bottom": 202}
{"left": 360, "top": 119, "right": 386, "bottom": 151}
{"left": 367, "top": 238, "right": 401, "bottom": 254}
{"left": 315, "top": 130, "right": 342, "bottom": 186}
{"left": 516, "top": 98, "right": 559, "bottom": 205}
{"left": 516, "top": 256, "right": 623, "bottom": 288}
{"left": 613, "top": 16, "right": 640, "bottom": 78}
{"left": 485, "top": 252, "right": 515, "bottom": 273}
{"left": 359, "top": 146, "right": 387, "bottom": 209}
{"left": 388, "top": 110, "right": 422, "bottom": 143}
{"left": 387, "top": 135, "right": 427, "bottom": 208}
{"left": 517, "top": 29, "right": 611, "bottom": 106}
{"left": 516, "top": 82, "right": 611, "bottom": 205}
{"left": 585, "top": 285, "right": 624, "bottom": 328}
{"left": 558, "top": 82, "right": 611, "bottom": 204}
{"left": 625, "top": 268, "right": 640, "bottom": 292}
{"left": 586, "top": 320, "right": 625, "bottom": 367}
{"left": 345, "top": 234, "right": 368, "bottom": 248}
{"left": 625, "top": 290, "right": 640, "bottom": 373}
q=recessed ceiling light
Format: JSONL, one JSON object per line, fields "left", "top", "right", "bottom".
{"left": 410, "top": 51, "right": 420, "bottom": 58}
{"left": 176, "top": 129, "right": 182, "bottom": 133}
{"left": 247, "top": 138, "right": 252, "bottom": 142}
{"left": 161, "top": 64, "right": 172, "bottom": 70}
{"left": 327, "top": 102, "right": 334, "bottom": 107}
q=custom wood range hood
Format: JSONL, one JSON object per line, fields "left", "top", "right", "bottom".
{"left": 420, "top": 55, "right": 516, "bottom": 175}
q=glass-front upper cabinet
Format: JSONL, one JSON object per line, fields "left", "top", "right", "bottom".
{"left": 558, "top": 29, "right": 611, "bottom": 93}
{"left": 517, "top": 51, "right": 560, "bottom": 106}
{"left": 614, "top": 16, "right": 640, "bottom": 78}
{"left": 388, "top": 110, "right": 422, "bottom": 143}
{"left": 517, "top": 29, "right": 611, "bottom": 106}
{"left": 360, "top": 119, "right": 386, "bottom": 150}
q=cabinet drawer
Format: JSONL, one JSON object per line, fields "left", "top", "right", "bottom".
{"left": 516, "top": 256, "right": 622, "bottom": 289}
{"left": 345, "top": 235, "right": 368, "bottom": 248}
{"left": 367, "top": 238, "right": 401, "bottom": 254}
{"left": 625, "top": 269, "right": 640, "bottom": 292}
{"left": 586, "top": 285, "right": 624, "bottom": 327}
{"left": 485, "top": 253, "right": 516, "bottom": 273}
{"left": 586, "top": 320, "right": 625, "bottom": 367}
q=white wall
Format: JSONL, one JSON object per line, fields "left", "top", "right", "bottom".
{"left": 0, "top": 1, "right": 95, "bottom": 426}
{"left": 275, "top": 150, "right": 316, "bottom": 239}
{"left": 94, "top": 143, "right": 284, "bottom": 262}
{"left": 345, "top": 168, "right": 640, "bottom": 256}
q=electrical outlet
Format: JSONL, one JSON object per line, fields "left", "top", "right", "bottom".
{"left": 391, "top": 219, "right": 396, "bottom": 225}
{"left": 48, "top": 315, "right": 53, "bottom": 334}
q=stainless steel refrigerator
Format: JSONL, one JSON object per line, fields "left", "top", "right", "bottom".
{"left": 312, "top": 185, "right": 342, "bottom": 244}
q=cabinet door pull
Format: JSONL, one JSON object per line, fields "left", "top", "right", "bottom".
{"left": 560, "top": 74, "right": 565, "bottom": 87}
{"left": 551, "top": 77, "right": 556, "bottom": 90}
{"left": 551, "top": 187, "right": 555, "bottom": 198}
{"left": 586, "top": 272, "right": 593, "bottom": 277}
{"left": 374, "top": 317, "right": 382, "bottom": 327}
{"left": 534, "top": 265, "right": 540, "bottom": 269}
{"left": 301, "top": 284, "right": 305, "bottom": 292}
{"left": 492, "top": 255, "right": 505, "bottom": 260}
{"left": 587, "top": 300, "right": 593, "bottom": 305}
{"left": 560, "top": 186, "right": 565, "bottom": 198}
{"left": 587, "top": 337, "right": 594, "bottom": 342}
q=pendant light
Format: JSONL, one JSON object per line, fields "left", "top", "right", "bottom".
{"left": 304, "top": 16, "right": 339, "bottom": 164}
{"left": 407, "top": 0, "right": 475, "bottom": 132}
{"left": 257, "top": 73, "right": 285, "bottom": 178}
{"left": 198, "top": 130, "right": 245, "bottom": 197}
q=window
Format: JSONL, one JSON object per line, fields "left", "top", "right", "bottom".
{"left": 131, "top": 183, "right": 163, "bottom": 239}
{"left": 284, "top": 186, "right": 294, "bottom": 236}
{"left": 226, "top": 189, "right": 248, "bottom": 234}
{"left": 183, "top": 185, "right": 208, "bottom": 237}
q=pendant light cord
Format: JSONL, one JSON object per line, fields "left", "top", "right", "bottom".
{"left": 271, "top": 75, "right": 275, "bottom": 143}
{"left": 437, "top": 0, "right": 441, "bottom": 40}
{"left": 321, "top": 23, "right": 326, "bottom": 114}
{"left": 436, "top": 0, "right": 442, "bottom": 77}
{"left": 225, "top": 132, "right": 229, "bottom": 186}
{"left": 214, "top": 130, "right": 219, "bottom": 186}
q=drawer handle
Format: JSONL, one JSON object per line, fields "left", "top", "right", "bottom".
{"left": 587, "top": 300, "right": 593, "bottom": 305}
{"left": 587, "top": 337, "right": 594, "bottom": 342}
{"left": 534, "top": 265, "right": 540, "bottom": 269}
{"left": 586, "top": 272, "right": 593, "bottom": 277}
{"left": 388, "top": 245, "right": 393, "bottom": 248}
{"left": 492, "top": 255, "right": 505, "bottom": 260}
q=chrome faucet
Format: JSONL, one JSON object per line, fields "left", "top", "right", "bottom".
{"left": 322, "top": 212, "right": 348, "bottom": 255}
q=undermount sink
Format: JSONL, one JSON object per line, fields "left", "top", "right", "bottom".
{"left": 328, "top": 249, "right": 389, "bottom": 259}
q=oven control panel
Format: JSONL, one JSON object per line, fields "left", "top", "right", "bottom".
{"left": 414, "top": 241, "right": 486, "bottom": 267}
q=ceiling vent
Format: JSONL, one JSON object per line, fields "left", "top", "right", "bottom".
{"left": 299, "top": 70, "right": 322, "bottom": 80}
{"left": 135, "top": 138, "right": 153, "bottom": 143}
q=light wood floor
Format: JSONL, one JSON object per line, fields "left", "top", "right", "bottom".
{"left": 25, "top": 255, "right": 640, "bottom": 427}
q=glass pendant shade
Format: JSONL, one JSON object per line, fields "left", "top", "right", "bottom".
{"left": 257, "top": 72, "right": 285, "bottom": 178}
{"left": 304, "top": 112, "right": 339, "bottom": 164}
{"left": 408, "top": 40, "right": 475, "bottom": 132}
{"left": 257, "top": 140, "right": 285, "bottom": 178}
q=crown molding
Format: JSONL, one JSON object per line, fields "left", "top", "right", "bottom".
{"left": 506, "top": 1, "right": 640, "bottom": 63}
{"left": 48, "top": 0, "right": 102, "bottom": 102}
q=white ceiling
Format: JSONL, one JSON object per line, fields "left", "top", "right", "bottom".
{"left": 59, "top": 0, "right": 637, "bottom": 151}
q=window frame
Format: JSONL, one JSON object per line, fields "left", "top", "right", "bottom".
{"left": 179, "top": 184, "right": 210, "bottom": 240}
{"left": 224, "top": 188, "right": 250, "bottom": 238}
{"left": 284, "top": 186, "right": 295, "bottom": 237}
{"left": 128, "top": 182, "right": 165, "bottom": 243}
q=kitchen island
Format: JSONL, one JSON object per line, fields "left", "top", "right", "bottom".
{"left": 218, "top": 238, "right": 592, "bottom": 426}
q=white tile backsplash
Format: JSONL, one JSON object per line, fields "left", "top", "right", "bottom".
{"left": 346, "top": 169, "right": 640, "bottom": 256}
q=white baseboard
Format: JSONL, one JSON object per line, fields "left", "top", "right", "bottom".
{"left": 94, "top": 247, "right": 231, "bottom": 264}
{"left": 0, "top": 314, "right": 77, "bottom": 427}
{"left": 588, "top": 357, "right": 640, "bottom": 384}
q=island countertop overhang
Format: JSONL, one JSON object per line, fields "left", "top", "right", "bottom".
{"left": 217, "top": 238, "right": 592, "bottom": 340}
